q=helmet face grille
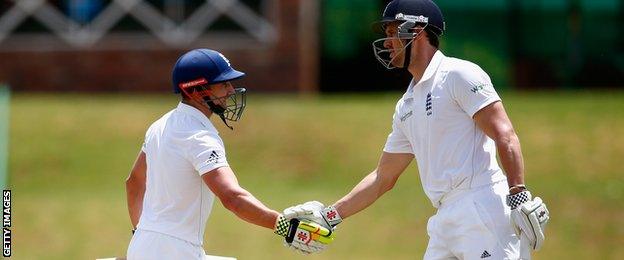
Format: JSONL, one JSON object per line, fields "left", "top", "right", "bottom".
{"left": 372, "top": 0, "right": 443, "bottom": 69}
{"left": 371, "top": 22, "right": 427, "bottom": 70}
{"left": 199, "top": 87, "right": 247, "bottom": 122}
{"left": 220, "top": 88, "right": 247, "bottom": 122}
{"left": 178, "top": 82, "right": 247, "bottom": 123}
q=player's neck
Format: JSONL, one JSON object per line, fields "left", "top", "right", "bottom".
{"left": 407, "top": 45, "right": 437, "bottom": 84}
{"left": 182, "top": 99, "right": 214, "bottom": 118}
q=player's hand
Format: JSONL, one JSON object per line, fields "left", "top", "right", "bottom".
{"left": 274, "top": 215, "right": 335, "bottom": 254}
{"left": 283, "top": 201, "right": 343, "bottom": 229}
{"left": 506, "top": 190, "right": 550, "bottom": 250}
{"left": 283, "top": 201, "right": 329, "bottom": 229}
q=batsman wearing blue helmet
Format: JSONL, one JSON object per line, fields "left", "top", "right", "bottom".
{"left": 284, "top": 1, "right": 549, "bottom": 259}
{"left": 125, "top": 49, "right": 333, "bottom": 259}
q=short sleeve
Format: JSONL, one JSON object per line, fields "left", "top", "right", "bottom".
{"left": 450, "top": 64, "right": 501, "bottom": 117}
{"left": 383, "top": 107, "right": 413, "bottom": 154}
{"left": 186, "top": 131, "right": 229, "bottom": 175}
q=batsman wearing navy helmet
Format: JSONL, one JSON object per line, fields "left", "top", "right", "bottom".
{"left": 283, "top": 1, "right": 549, "bottom": 259}
{"left": 125, "top": 49, "right": 334, "bottom": 259}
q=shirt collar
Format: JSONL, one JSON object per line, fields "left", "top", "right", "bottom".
{"left": 403, "top": 50, "right": 445, "bottom": 99}
{"left": 420, "top": 50, "right": 445, "bottom": 84}
{"left": 176, "top": 102, "right": 214, "bottom": 129}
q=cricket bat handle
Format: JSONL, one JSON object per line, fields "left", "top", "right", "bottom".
{"left": 519, "top": 233, "right": 531, "bottom": 260}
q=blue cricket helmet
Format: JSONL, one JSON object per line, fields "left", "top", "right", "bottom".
{"left": 374, "top": 0, "right": 445, "bottom": 36}
{"left": 172, "top": 49, "right": 245, "bottom": 93}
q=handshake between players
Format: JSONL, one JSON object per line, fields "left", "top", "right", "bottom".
{"left": 275, "top": 195, "right": 548, "bottom": 256}
{"left": 273, "top": 201, "right": 342, "bottom": 254}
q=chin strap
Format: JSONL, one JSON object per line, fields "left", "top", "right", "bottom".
{"left": 402, "top": 40, "right": 412, "bottom": 69}
{"left": 205, "top": 98, "right": 234, "bottom": 130}
{"left": 400, "top": 24, "right": 426, "bottom": 70}
{"left": 217, "top": 113, "right": 233, "bottom": 130}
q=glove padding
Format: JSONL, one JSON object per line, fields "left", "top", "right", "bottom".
{"left": 274, "top": 215, "right": 334, "bottom": 254}
{"left": 507, "top": 191, "right": 550, "bottom": 250}
{"left": 283, "top": 201, "right": 343, "bottom": 229}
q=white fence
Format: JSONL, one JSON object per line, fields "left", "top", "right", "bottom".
{"left": 0, "top": 0, "right": 278, "bottom": 50}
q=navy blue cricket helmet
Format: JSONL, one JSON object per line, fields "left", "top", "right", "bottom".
{"left": 171, "top": 49, "right": 247, "bottom": 130}
{"left": 172, "top": 49, "right": 245, "bottom": 93}
{"left": 375, "top": 0, "right": 445, "bottom": 36}
{"left": 372, "top": 0, "right": 446, "bottom": 69}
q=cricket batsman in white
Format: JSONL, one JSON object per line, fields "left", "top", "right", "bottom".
{"left": 125, "top": 49, "right": 333, "bottom": 259}
{"left": 283, "top": 0, "right": 549, "bottom": 259}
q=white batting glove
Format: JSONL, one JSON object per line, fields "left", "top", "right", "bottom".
{"left": 283, "top": 201, "right": 343, "bottom": 229}
{"left": 319, "top": 206, "right": 343, "bottom": 227}
{"left": 507, "top": 190, "right": 550, "bottom": 250}
{"left": 283, "top": 201, "right": 327, "bottom": 228}
{"left": 284, "top": 229, "right": 326, "bottom": 255}
{"left": 274, "top": 215, "right": 335, "bottom": 254}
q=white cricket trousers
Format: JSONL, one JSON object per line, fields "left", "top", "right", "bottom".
{"left": 424, "top": 181, "right": 522, "bottom": 260}
{"left": 127, "top": 229, "right": 206, "bottom": 260}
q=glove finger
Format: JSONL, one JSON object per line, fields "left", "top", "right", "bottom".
{"left": 286, "top": 241, "right": 310, "bottom": 255}
{"left": 295, "top": 224, "right": 333, "bottom": 246}
{"left": 307, "top": 239, "right": 327, "bottom": 250}
{"left": 299, "top": 239, "right": 323, "bottom": 251}
{"left": 527, "top": 208, "right": 546, "bottom": 250}
{"left": 296, "top": 239, "right": 324, "bottom": 252}
{"left": 282, "top": 209, "right": 299, "bottom": 219}
{"left": 283, "top": 211, "right": 299, "bottom": 220}
{"left": 512, "top": 210, "right": 529, "bottom": 234}
{"left": 514, "top": 209, "right": 538, "bottom": 244}
{"left": 303, "top": 201, "right": 325, "bottom": 210}
{"left": 284, "top": 205, "right": 313, "bottom": 219}
{"left": 291, "top": 241, "right": 313, "bottom": 254}
{"left": 305, "top": 230, "right": 333, "bottom": 245}
{"left": 510, "top": 210, "right": 522, "bottom": 237}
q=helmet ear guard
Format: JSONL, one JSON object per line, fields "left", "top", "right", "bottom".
{"left": 396, "top": 13, "right": 429, "bottom": 38}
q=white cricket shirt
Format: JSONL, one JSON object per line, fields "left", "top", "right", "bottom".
{"left": 384, "top": 51, "right": 507, "bottom": 208}
{"left": 137, "top": 102, "right": 229, "bottom": 245}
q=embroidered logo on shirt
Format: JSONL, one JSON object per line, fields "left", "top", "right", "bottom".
{"left": 206, "top": 150, "right": 221, "bottom": 164}
{"left": 400, "top": 111, "right": 413, "bottom": 122}
{"left": 471, "top": 84, "right": 486, "bottom": 93}
{"left": 425, "top": 93, "right": 433, "bottom": 116}
{"left": 480, "top": 250, "right": 491, "bottom": 258}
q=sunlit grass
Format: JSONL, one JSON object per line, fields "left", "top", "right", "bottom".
{"left": 9, "top": 91, "right": 624, "bottom": 259}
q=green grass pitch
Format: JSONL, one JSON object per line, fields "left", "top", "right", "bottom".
{"left": 9, "top": 91, "right": 624, "bottom": 259}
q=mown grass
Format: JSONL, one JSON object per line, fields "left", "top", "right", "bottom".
{"left": 8, "top": 91, "right": 624, "bottom": 259}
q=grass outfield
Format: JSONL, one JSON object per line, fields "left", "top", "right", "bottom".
{"left": 9, "top": 91, "right": 624, "bottom": 259}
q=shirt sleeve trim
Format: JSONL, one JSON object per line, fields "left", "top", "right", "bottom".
{"left": 197, "top": 163, "right": 229, "bottom": 176}
{"left": 383, "top": 147, "right": 413, "bottom": 154}
{"left": 466, "top": 96, "right": 501, "bottom": 118}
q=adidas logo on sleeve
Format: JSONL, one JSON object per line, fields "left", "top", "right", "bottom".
{"left": 206, "top": 150, "right": 222, "bottom": 164}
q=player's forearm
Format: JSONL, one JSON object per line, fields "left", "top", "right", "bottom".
{"left": 495, "top": 132, "right": 525, "bottom": 186}
{"left": 126, "top": 180, "right": 145, "bottom": 228}
{"left": 333, "top": 170, "right": 393, "bottom": 219}
{"left": 221, "top": 188, "right": 280, "bottom": 229}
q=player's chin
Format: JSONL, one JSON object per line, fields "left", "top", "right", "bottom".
{"left": 213, "top": 100, "right": 227, "bottom": 107}
{"left": 390, "top": 58, "right": 404, "bottom": 68}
